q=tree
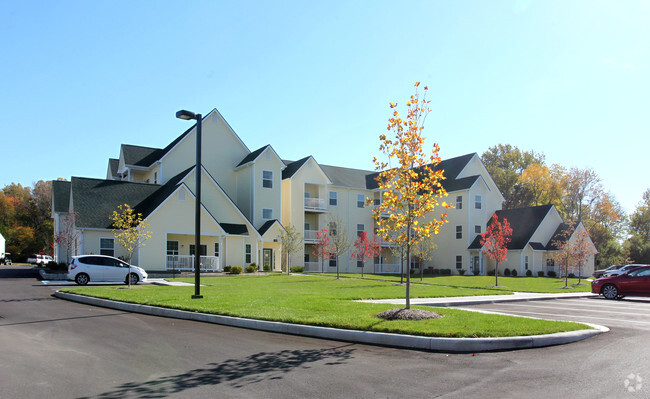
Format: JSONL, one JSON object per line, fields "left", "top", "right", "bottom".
{"left": 350, "top": 231, "right": 380, "bottom": 278}
{"left": 563, "top": 167, "right": 602, "bottom": 222}
{"left": 550, "top": 221, "right": 579, "bottom": 288}
{"left": 312, "top": 228, "right": 332, "bottom": 273}
{"left": 328, "top": 216, "right": 351, "bottom": 280}
{"left": 371, "top": 82, "right": 450, "bottom": 309}
{"left": 481, "top": 144, "right": 544, "bottom": 209}
{"left": 571, "top": 226, "right": 595, "bottom": 285}
{"left": 53, "top": 212, "right": 80, "bottom": 264}
{"left": 278, "top": 224, "right": 303, "bottom": 274}
{"left": 411, "top": 234, "right": 436, "bottom": 281}
{"left": 110, "top": 204, "right": 152, "bottom": 287}
{"left": 629, "top": 189, "right": 650, "bottom": 242}
{"left": 480, "top": 213, "right": 512, "bottom": 287}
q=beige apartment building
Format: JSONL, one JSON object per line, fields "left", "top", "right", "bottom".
{"left": 52, "top": 108, "right": 596, "bottom": 276}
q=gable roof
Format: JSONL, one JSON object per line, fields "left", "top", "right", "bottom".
{"left": 321, "top": 164, "right": 372, "bottom": 189}
{"left": 282, "top": 156, "right": 311, "bottom": 179}
{"left": 546, "top": 223, "right": 574, "bottom": 251}
{"left": 237, "top": 145, "right": 270, "bottom": 167}
{"left": 220, "top": 223, "right": 248, "bottom": 235}
{"left": 495, "top": 204, "right": 554, "bottom": 250}
{"left": 257, "top": 219, "right": 286, "bottom": 237}
{"left": 121, "top": 144, "right": 163, "bottom": 167}
{"left": 108, "top": 158, "right": 120, "bottom": 179}
{"left": 52, "top": 180, "right": 71, "bottom": 213}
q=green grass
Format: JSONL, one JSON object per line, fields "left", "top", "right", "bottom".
{"left": 61, "top": 274, "right": 591, "bottom": 338}
{"left": 320, "top": 273, "right": 593, "bottom": 293}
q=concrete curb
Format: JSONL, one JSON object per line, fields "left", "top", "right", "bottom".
{"left": 53, "top": 291, "right": 609, "bottom": 353}
{"left": 363, "top": 292, "right": 599, "bottom": 307}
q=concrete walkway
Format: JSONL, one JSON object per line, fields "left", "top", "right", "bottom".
{"left": 54, "top": 287, "right": 608, "bottom": 353}
{"left": 361, "top": 291, "right": 598, "bottom": 307}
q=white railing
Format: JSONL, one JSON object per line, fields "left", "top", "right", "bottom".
{"left": 304, "top": 198, "right": 327, "bottom": 211}
{"left": 166, "top": 255, "right": 221, "bottom": 272}
{"left": 373, "top": 263, "right": 401, "bottom": 274}
{"left": 304, "top": 230, "right": 319, "bottom": 241}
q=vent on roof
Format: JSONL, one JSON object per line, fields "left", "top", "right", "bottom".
{"left": 178, "top": 189, "right": 187, "bottom": 201}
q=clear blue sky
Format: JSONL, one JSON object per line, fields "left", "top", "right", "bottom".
{"left": 1, "top": 1, "right": 648, "bottom": 215}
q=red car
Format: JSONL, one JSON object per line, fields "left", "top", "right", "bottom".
{"left": 592, "top": 265, "right": 650, "bottom": 299}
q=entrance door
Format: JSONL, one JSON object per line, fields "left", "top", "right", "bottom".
{"left": 263, "top": 249, "right": 273, "bottom": 271}
{"left": 473, "top": 256, "right": 480, "bottom": 275}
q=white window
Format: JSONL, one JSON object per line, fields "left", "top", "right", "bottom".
{"left": 329, "top": 191, "right": 337, "bottom": 206}
{"left": 214, "top": 243, "right": 219, "bottom": 257}
{"left": 475, "top": 225, "right": 481, "bottom": 234}
{"left": 262, "top": 208, "right": 273, "bottom": 220}
{"left": 456, "top": 225, "right": 462, "bottom": 239}
{"left": 166, "top": 241, "right": 179, "bottom": 256}
{"left": 357, "top": 194, "right": 365, "bottom": 208}
{"left": 245, "top": 244, "right": 252, "bottom": 263}
{"left": 262, "top": 170, "right": 273, "bottom": 188}
{"left": 475, "top": 195, "right": 482, "bottom": 209}
{"left": 100, "top": 238, "right": 114, "bottom": 256}
{"left": 357, "top": 224, "right": 364, "bottom": 237}
{"left": 456, "top": 255, "right": 463, "bottom": 269}
{"left": 456, "top": 195, "right": 463, "bottom": 210}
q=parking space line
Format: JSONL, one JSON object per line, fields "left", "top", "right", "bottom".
{"left": 468, "top": 308, "right": 650, "bottom": 327}
{"left": 491, "top": 302, "right": 650, "bottom": 317}
{"left": 550, "top": 298, "right": 650, "bottom": 308}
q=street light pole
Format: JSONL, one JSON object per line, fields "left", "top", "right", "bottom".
{"left": 176, "top": 109, "right": 203, "bottom": 299}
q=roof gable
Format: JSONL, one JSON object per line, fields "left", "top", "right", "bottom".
{"left": 493, "top": 204, "right": 554, "bottom": 249}
{"left": 237, "top": 145, "right": 286, "bottom": 168}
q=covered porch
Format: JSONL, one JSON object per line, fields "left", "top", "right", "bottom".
{"left": 165, "top": 233, "right": 223, "bottom": 272}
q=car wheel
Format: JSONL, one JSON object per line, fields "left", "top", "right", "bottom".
{"left": 126, "top": 273, "right": 139, "bottom": 285}
{"left": 75, "top": 273, "right": 90, "bottom": 285}
{"left": 602, "top": 284, "right": 618, "bottom": 299}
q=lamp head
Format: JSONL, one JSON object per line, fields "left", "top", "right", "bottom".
{"left": 176, "top": 110, "right": 197, "bottom": 120}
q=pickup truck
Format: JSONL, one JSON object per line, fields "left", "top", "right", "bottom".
{"left": 27, "top": 254, "right": 54, "bottom": 265}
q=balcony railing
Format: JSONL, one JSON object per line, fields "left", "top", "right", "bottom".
{"left": 304, "top": 261, "right": 323, "bottom": 272}
{"left": 304, "top": 230, "right": 319, "bottom": 241}
{"left": 166, "top": 255, "right": 221, "bottom": 272}
{"left": 304, "top": 198, "right": 327, "bottom": 211}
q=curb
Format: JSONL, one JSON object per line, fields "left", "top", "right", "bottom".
{"left": 53, "top": 291, "right": 609, "bottom": 353}
{"left": 372, "top": 292, "right": 599, "bottom": 307}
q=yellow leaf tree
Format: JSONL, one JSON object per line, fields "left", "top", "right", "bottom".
{"left": 371, "top": 82, "right": 450, "bottom": 309}
{"left": 110, "top": 204, "right": 152, "bottom": 287}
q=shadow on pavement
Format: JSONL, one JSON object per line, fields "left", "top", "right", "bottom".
{"left": 80, "top": 345, "right": 356, "bottom": 399}
{"left": 0, "top": 265, "right": 39, "bottom": 279}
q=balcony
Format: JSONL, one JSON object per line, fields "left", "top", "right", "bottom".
{"left": 304, "top": 197, "right": 327, "bottom": 213}
{"left": 304, "top": 229, "right": 319, "bottom": 243}
{"left": 165, "top": 255, "right": 221, "bottom": 272}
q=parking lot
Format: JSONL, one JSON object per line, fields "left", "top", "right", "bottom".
{"left": 460, "top": 296, "right": 650, "bottom": 330}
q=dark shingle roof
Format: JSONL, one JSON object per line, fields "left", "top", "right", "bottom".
{"left": 108, "top": 158, "right": 120, "bottom": 179}
{"left": 546, "top": 223, "right": 574, "bottom": 250}
{"left": 258, "top": 219, "right": 278, "bottom": 236}
{"left": 52, "top": 180, "right": 71, "bottom": 213}
{"left": 237, "top": 145, "right": 270, "bottom": 167}
{"left": 282, "top": 157, "right": 311, "bottom": 179}
{"left": 494, "top": 204, "right": 554, "bottom": 250}
{"left": 121, "top": 144, "right": 164, "bottom": 167}
{"left": 530, "top": 242, "right": 546, "bottom": 250}
{"left": 321, "top": 165, "right": 372, "bottom": 189}
{"left": 220, "top": 223, "right": 248, "bottom": 235}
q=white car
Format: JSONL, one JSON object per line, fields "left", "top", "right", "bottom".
{"left": 67, "top": 255, "right": 148, "bottom": 285}
{"left": 27, "top": 254, "right": 54, "bottom": 265}
{"left": 602, "top": 264, "right": 646, "bottom": 278}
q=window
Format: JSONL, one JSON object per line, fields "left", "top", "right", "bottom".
{"left": 456, "top": 225, "right": 462, "bottom": 239}
{"left": 357, "top": 258, "right": 363, "bottom": 268}
{"left": 329, "top": 191, "right": 338, "bottom": 206}
{"left": 304, "top": 222, "right": 310, "bottom": 231}
{"left": 525, "top": 256, "right": 529, "bottom": 270}
{"left": 456, "top": 255, "right": 463, "bottom": 269}
{"left": 546, "top": 258, "right": 555, "bottom": 267}
{"left": 329, "top": 258, "right": 337, "bottom": 267}
{"left": 304, "top": 192, "right": 310, "bottom": 198}
{"left": 304, "top": 253, "right": 310, "bottom": 263}
{"left": 245, "top": 244, "right": 252, "bottom": 263}
{"left": 475, "top": 195, "right": 482, "bottom": 209}
{"left": 154, "top": 171, "right": 158, "bottom": 184}
{"left": 262, "top": 170, "right": 273, "bottom": 188}
{"left": 456, "top": 195, "right": 463, "bottom": 210}
{"left": 329, "top": 222, "right": 337, "bottom": 236}
{"left": 214, "top": 243, "right": 220, "bottom": 257}
{"left": 189, "top": 244, "right": 207, "bottom": 256}
{"left": 262, "top": 208, "right": 273, "bottom": 220}
{"left": 100, "top": 238, "right": 114, "bottom": 256}
{"left": 166, "top": 241, "right": 179, "bottom": 256}
{"left": 410, "top": 258, "right": 420, "bottom": 270}
{"left": 357, "top": 194, "right": 365, "bottom": 208}
{"left": 475, "top": 225, "right": 481, "bottom": 234}
{"left": 357, "top": 224, "right": 364, "bottom": 237}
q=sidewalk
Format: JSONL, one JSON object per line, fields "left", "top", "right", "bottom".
{"left": 361, "top": 291, "right": 598, "bottom": 307}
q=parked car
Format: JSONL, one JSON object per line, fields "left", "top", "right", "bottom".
{"left": 593, "top": 264, "right": 623, "bottom": 279}
{"left": 0, "top": 253, "right": 11, "bottom": 265}
{"left": 67, "top": 255, "right": 148, "bottom": 285}
{"left": 592, "top": 265, "right": 650, "bottom": 299}
{"left": 603, "top": 264, "right": 646, "bottom": 278}
{"left": 27, "top": 254, "right": 54, "bottom": 265}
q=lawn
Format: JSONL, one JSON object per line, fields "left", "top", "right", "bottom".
{"left": 320, "top": 273, "right": 593, "bottom": 293}
{"left": 61, "top": 274, "right": 591, "bottom": 338}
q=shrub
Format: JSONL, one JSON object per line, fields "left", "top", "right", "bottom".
{"left": 504, "top": 268, "right": 511, "bottom": 276}
{"left": 290, "top": 266, "right": 305, "bottom": 273}
{"left": 537, "top": 271, "right": 545, "bottom": 277}
{"left": 440, "top": 269, "right": 451, "bottom": 275}
{"left": 511, "top": 269, "right": 518, "bottom": 277}
{"left": 245, "top": 265, "right": 257, "bottom": 273}
{"left": 488, "top": 270, "right": 495, "bottom": 276}
{"left": 223, "top": 266, "right": 232, "bottom": 273}
{"left": 568, "top": 273, "right": 576, "bottom": 278}
{"left": 457, "top": 269, "right": 466, "bottom": 276}
{"left": 548, "top": 271, "right": 557, "bottom": 277}
{"left": 263, "top": 265, "right": 271, "bottom": 272}
{"left": 229, "top": 266, "right": 243, "bottom": 274}
{"left": 526, "top": 269, "right": 532, "bottom": 277}
{"left": 433, "top": 268, "right": 440, "bottom": 275}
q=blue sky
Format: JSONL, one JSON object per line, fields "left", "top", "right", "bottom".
{"left": 1, "top": 1, "right": 648, "bottom": 215}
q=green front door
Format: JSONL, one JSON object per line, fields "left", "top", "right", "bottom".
{"left": 263, "top": 248, "right": 273, "bottom": 271}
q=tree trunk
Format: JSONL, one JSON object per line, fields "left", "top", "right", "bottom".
{"left": 495, "top": 261, "right": 499, "bottom": 287}
{"left": 336, "top": 256, "right": 340, "bottom": 279}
